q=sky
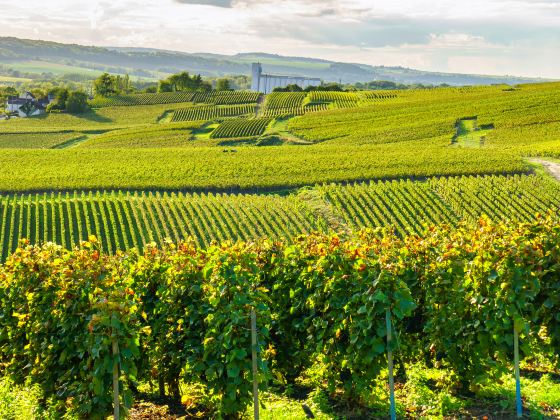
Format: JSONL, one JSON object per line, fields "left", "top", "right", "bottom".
{"left": 1, "top": 0, "right": 560, "bottom": 78}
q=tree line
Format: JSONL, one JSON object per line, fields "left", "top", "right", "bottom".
{"left": 273, "top": 80, "right": 453, "bottom": 93}
{"left": 93, "top": 71, "right": 234, "bottom": 97}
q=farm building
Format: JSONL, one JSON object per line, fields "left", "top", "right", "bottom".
{"left": 6, "top": 92, "right": 52, "bottom": 117}
{"left": 251, "top": 63, "right": 321, "bottom": 94}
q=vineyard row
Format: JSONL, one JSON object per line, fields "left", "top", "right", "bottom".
{"left": 0, "top": 174, "right": 558, "bottom": 260}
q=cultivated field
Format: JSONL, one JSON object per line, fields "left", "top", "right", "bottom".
{"left": 1, "top": 82, "right": 560, "bottom": 419}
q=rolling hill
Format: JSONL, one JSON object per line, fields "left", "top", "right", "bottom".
{"left": 0, "top": 36, "right": 551, "bottom": 85}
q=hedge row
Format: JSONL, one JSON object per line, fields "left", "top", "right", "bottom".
{"left": 0, "top": 216, "right": 559, "bottom": 418}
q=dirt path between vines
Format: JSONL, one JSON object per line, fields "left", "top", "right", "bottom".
{"left": 530, "top": 158, "right": 560, "bottom": 181}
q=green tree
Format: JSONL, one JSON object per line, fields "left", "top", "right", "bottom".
{"left": 158, "top": 72, "right": 211, "bottom": 93}
{"left": 0, "top": 87, "right": 17, "bottom": 113}
{"left": 93, "top": 73, "right": 117, "bottom": 97}
{"left": 65, "top": 91, "right": 89, "bottom": 114}
{"left": 215, "top": 78, "right": 231, "bottom": 91}
{"left": 158, "top": 79, "right": 174, "bottom": 93}
{"left": 46, "top": 87, "right": 69, "bottom": 111}
{"left": 168, "top": 71, "right": 192, "bottom": 91}
{"left": 273, "top": 84, "right": 303, "bottom": 92}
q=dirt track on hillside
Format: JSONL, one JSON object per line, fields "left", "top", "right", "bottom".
{"left": 530, "top": 158, "right": 560, "bottom": 181}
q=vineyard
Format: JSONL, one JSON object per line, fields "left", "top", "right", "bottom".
{"left": 1, "top": 217, "right": 559, "bottom": 418}
{"left": 360, "top": 90, "right": 399, "bottom": 101}
{"left": 320, "top": 174, "right": 560, "bottom": 236}
{"left": 1, "top": 78, "right": 560, "bottom": 418}
{"left": 89, "top": 91, "right": 196, "bottom": 107}
{"left": 78, "top": 122, "right": 201, "bottom": 148}
{"left": 0, "top": 145, "right": 530, "bottom": 192}
{"left": 308, "top": 91, "right": 361, "bottom": 108}
{"left": 259, "top": 92, "right": 304, "bottom": 117}
{"left": 0, "top": 174, "right": 558, "bottom": 261}
{"left": 171, "top": 104, "right": 256, "bottom": 122}
{"left": 209, "top": 118, "right": 273, "bottom": 139}
{"left": 1, "top": 83, "right": 559, "bottom": 191}
{"left": 0, "top": 190, "right": 320, "bottom": 259}
{"left": 0, "top": 132, "right": 84, "bottom": 149}
{"left": 88, "top": 91, "right": 261, "bottom": 108}
{"left": 191, "top": 91, "right": 261, "bottom": 105}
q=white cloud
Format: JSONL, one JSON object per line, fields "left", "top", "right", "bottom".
{"left": 0, "top": 0, "right": 559, "bottom": 77}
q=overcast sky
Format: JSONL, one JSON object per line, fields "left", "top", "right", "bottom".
{"left": 1, "top": 0, "right": 559, "bottom": 78}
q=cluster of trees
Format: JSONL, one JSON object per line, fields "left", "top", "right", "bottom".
{"left": 352, "top": 80, "right": 450, "bottom": 90}
{"left": 207, "top": 75, "right": 250, "bottom": 90}
{"left": 157, "top": 71, "right": 211, "bottom": 93}
{"left": 92, "top": 71, "right": 230, "bottom": 96}
{"left": 271, "top": 80, "right": 452, "bottom": 93}
{"left": 0, "top": 86, "right": 17, "bottom": 109}
{"left": 46, "top": 87, "right": 89, "bottom": 114}
{"left": 93, "top": 73, "right": 134, "bottom": 96}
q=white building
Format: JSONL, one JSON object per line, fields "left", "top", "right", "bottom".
{"left": 6, "top": 92, "right": 51, "bottom": 117}
{"left": 251, "top": 63, "right": 322, "bottom": 94}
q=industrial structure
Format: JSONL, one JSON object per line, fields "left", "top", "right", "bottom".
{"left": 250, "top": 63, "right": 321, "bottom": 94}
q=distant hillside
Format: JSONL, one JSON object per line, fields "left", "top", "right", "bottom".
{"left": 0, "top": 36, "right": 551, "bottom": 85}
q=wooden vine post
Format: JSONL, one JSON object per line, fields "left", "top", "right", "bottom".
{"left": 514, "top": 326, "right": 522, "bottom": 418}
{"left": 386, "top": 308, "right": 396, "bottom": 420}
{"left": 251, "top": 308, "right": 260, "bottom": 420}
{"left": 112, "top": 337, "right": 120, "bottom": 420}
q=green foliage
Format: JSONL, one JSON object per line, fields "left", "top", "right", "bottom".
{"left": 0, "top": 239, "right": 142, "bottom": 418}
{"left": 0, "top": 86, "right": 18, "bottom": 104}
{"left": 46, "top": 87, "right": 69, "bottom": 112}
{"left": 273, "top": 84, "right": 304, "bottom": 93}
{"left": 131, "top": 241, "right": 206, "bottom": 400}
{"left": 304, "top": 236, "right": 415, "bottom": 400}
{"left": 94, "top": 73, "right": 118, "bottom": 97}
{"left": 0, "top": 377, "right": 44, "bottom": 420}
{"left": 215, "top": 78, "right": 231, "bottom": 91}
{"left": 5, "top": 83, "right": 560, "bottom": 193}
{"left": 199, "top": 243, "right": 271, "bottom": 415}
{"left": 159, "top": 71, "right": 211, "bottom": 93}
{"left": 307, "top": 91, "right": 360, "bottom": 108}
{"left": 79, "top": 122, "right": 199, "bottom": 148}
{"left": 262, "top": 92, "right": 307, "bottom": 116}
{"left": 65, "top": 91, "right": 89, "bottom": 114}
{"left": 157, "top": 79, "right": 173, "bottom": 93}
{"left": 90, "top": 91, "right": 195, "bottom": 107}
{"left": 1, "top": 175, "right": 558, "bottom": 263}
{"left": 0, "top": 219, "right": 559, "bottom": 416}
{"left": 321, "top": 175, "right": 560, "bottom": 237}
{"left": 92, "top": 73, "right": 132, "bottom": 97}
